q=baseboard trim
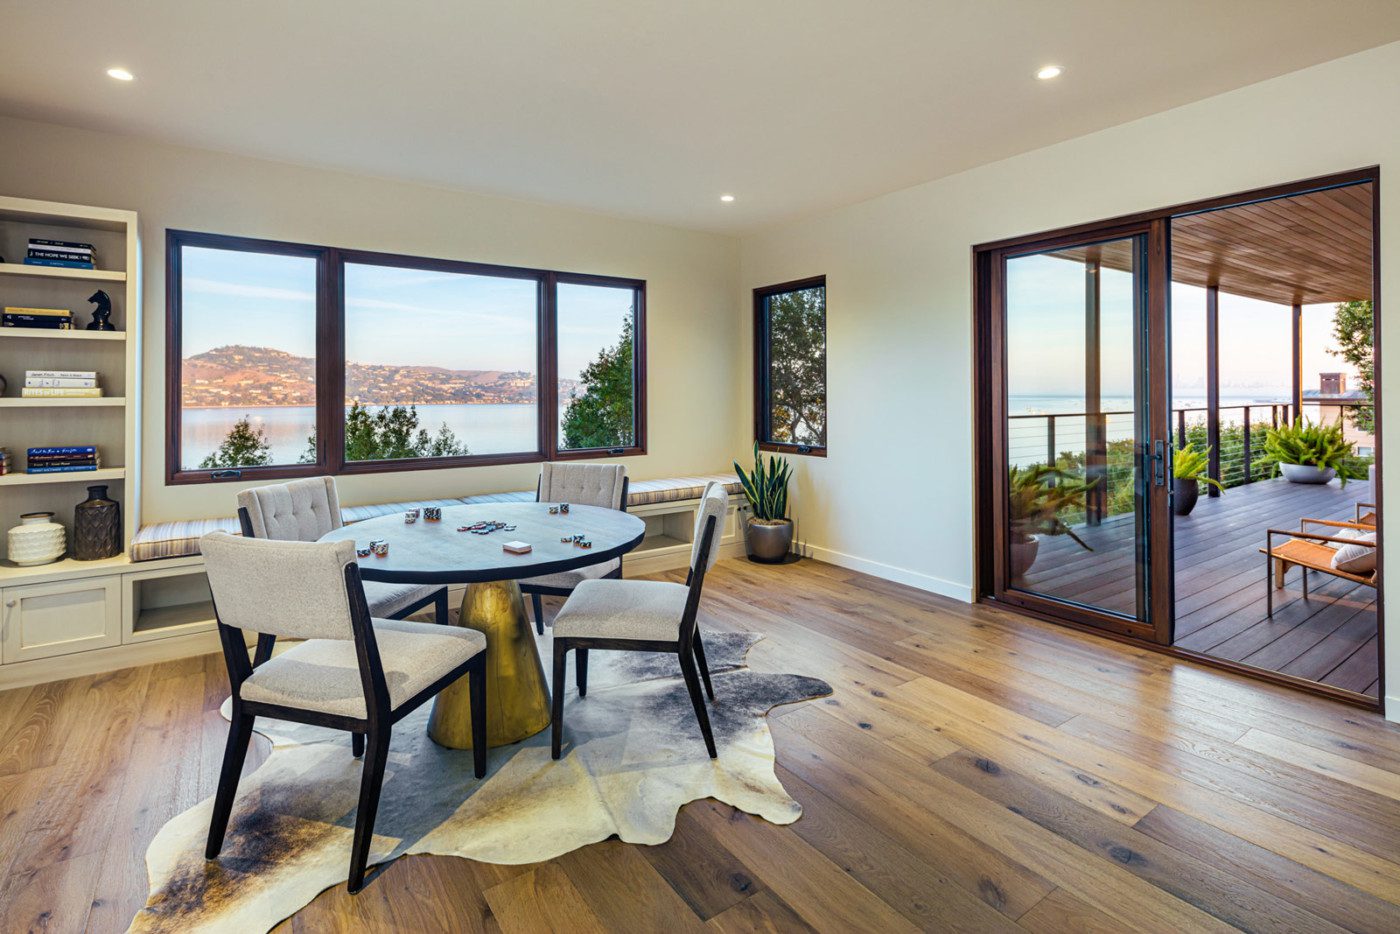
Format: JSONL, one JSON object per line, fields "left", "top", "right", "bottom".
{"left": 803, "top": 544, "right": 974, "bottom": 603}
{"left": 1386, "top": 693, "right": 1400, "bottom": 724}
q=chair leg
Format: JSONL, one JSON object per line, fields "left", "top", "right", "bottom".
{"left": 252, "top": 633, "right": 276, "bottom": 667}
{"left": 1266, "top": 554, "right": 1274, "bottom": 617}
{"left": 551, "top": 641, "right": 568, "bottom": 759}
{"left": 352, "top": 732, "right": 365, "bottom": 758}
{"left": 532, "top": 592, "right": 545, "bottom": 636}
{"left": 205, "top": 709, "right": 256, "bottom": 858}
{"left": 469, "top": 656, "right": 488, "bottom": 779}
{"left": 576, "top": 647, "right": 589, "bottom": 697}
{"left": 679, "top": 651, "right": 718, "bottom": 759}
{"left": 348, "top": 728, "right": 391, "bottom": 895}
{"left": 1302, "top": 568, "right": 1309, "bottom": 599}
{"left": 433, "top": 588, "right": 449, "bottom": 625}
{"left": 692, "top": 631, "right": 714, "bottom": 701}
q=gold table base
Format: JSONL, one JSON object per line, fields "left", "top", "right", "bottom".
{"left": 427, "top": 579, "right": 552, "bottom": 749}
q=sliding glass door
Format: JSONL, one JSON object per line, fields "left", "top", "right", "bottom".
{"left": 984, "top": 224, "right": 1172, "bottom": 642}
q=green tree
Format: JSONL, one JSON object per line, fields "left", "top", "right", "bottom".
{"left": 297, "top": 403, "right": 470, "bottom": 463}
{"left": 199, "top": 415, "right": 273, "bottom": 469}
{"left": 765, "top": 286, "right": 826, "bottom": 446}
{"left": 562, "top": 314, "right": 635, "bottom": 449}
{"left": 1330, "top": 299, "right": 1374, "bottom": 432}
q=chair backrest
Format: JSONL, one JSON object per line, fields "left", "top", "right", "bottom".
{"left": 538, "top": 462, "right": 628, "bottom": 511}
{"left": 689, "top": 482, "right": 728, "bottom": 575}
{"left": 237, "top": 476, "right": 343, "bottom": 542}
{"left": 201, "top": 531, "right": 360, "bottom": 640}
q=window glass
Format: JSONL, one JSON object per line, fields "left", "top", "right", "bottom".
{"left": 557, "top": 282, "right": 638, "bottom": 451}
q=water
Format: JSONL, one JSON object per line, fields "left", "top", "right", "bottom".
{"left": 182, "top": 404, "right": 566, "bottom": 467}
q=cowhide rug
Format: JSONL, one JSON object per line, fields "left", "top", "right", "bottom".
{"left": 129, "top": 629, "right": 830, "bottom": 933}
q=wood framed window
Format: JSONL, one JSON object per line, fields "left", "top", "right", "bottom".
{"left": 754, "top": 276, "right": 827, "bottom": 455}
{"left": 166, "top": 230, "right": 646, "bottom": 484}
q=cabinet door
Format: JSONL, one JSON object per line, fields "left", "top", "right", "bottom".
{"left": 1, "top": 577, "right": 123, "bottom": 664}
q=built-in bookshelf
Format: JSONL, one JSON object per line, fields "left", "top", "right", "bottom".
{"left": 0, "top": 195, "right": 141, "bottom": 570}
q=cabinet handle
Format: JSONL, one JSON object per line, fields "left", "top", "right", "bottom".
{"left": 4, "top": 600, "right": 14, "bottom": 608}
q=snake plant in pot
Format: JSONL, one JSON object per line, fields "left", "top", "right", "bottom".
{"left": 734, "top": 442, "right": 794, "bottom": 563}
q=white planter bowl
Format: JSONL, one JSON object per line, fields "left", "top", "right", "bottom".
{"left": 7, "top": 512, "right": 67, "bottom": 566}
{"left": 1279, "top": 463, "right": 1336, "bottom": 485}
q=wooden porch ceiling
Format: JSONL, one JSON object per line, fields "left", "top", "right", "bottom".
{"left": 1054, "top": 183, "right": 1373, "bottom": 305}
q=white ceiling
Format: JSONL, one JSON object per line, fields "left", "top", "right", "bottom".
{"left": 2, "top": 1, "right": 1399, "bottom": 233}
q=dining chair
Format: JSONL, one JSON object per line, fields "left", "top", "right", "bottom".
{"left": 200, "top": 531, "right": 488, "bottom": 894}
{"left": 549, "top": 481, "right": 727, "bottom": 759}
{"left": 237, "top": 477, "right": 449, "bottom": 665}
{"left": 519, "top": 462, "right": 629, "bottom": 635}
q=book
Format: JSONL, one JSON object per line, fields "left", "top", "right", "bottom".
{"left": 26, "top": 464, "right": 100, "bottom": 474}
{"left": 26, "top": 458, "right": 99, "bottom": 468}
{"left": 28, "top": 250, "right": 94, "bottom": 263}
{"left": 21, "top": 387, "right": 104, "bottom": 398}
{"left": 27, "top": 451, "right": 99, "bottom": 462}
{"left": 25, "top": 377, "right": 99, "bottom": 388}
{"left": 22, "top": 257, "right": 96, "bottom": 270}
{"left": 5, "top": 307, "right": 72, "bottom": 317}
{"left": 29, "top": 238, "right": 95, "bottom": 251}
{"left": 28, "top": 448, "right": 98, "bottom": 459}
{"left": 3, "top": 315, "right": 72, "bottom": 329}
{"left": 26, "top": 369, "right": 97, "bottom": 379}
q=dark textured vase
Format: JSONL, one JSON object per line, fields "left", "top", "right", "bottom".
{"left": 74, "top": 485, "right": 121, "bottom": 560}
{"left": 1173, "top": 477, "right": 1200, "bottom": 516}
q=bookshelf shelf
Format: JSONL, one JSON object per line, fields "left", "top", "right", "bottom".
{"left": 0, "top": 262, "right": 127, "bottom": 282}
{"left": 0, "top": 327, "right": 127, "bottom": 342}
{"left": 0, "top": 467, "right": 126, "bottom": 487}
{"left": 0, "top": 397, "right": 126, "bottom": 408}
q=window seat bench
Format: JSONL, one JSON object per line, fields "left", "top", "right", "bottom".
{"left": 129, "top": 474, "right": 746, "bottom": 565}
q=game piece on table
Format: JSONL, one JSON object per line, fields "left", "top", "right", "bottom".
{"left": 502, "top": 541, "right": 533, "bottom": 554}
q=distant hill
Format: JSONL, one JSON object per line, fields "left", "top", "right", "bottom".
{"left": 181, "top": 345, "right": 577, "bottom": 407}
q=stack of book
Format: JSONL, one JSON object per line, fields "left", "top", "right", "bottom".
{"left": 0, "top": 448, "right": 10, "bottom": 476}
{"left": 3, "top": 306, "right": 74, "bottom": 329}
{"left": 26, "top": 446, "right": 100, "bottom": 474}
{"left": 21, "top": 369, "right": 102, "bottom": 398}
{"left": 23, "top": 238, "right": 97, "bottom": 269}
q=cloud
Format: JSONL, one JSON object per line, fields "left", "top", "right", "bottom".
{"left": 183, "top": 277, "right": 315, "bottom": 303}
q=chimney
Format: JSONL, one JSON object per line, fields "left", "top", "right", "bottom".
{"left": 1320, "top": 372, "right": 1346, "bottom": 394}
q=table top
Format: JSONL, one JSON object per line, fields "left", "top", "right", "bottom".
{"left": 318, "top": 502, "right": 647, "bottom": 585}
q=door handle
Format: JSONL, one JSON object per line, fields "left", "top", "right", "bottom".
{"left": 1152, "top": 439, "right": 1166, "bottom": 486}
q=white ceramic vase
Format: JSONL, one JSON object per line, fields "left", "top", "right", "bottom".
{"left": 7, "top": 512, "right": 67, "bottom": 566}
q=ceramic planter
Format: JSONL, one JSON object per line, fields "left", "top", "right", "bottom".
{"left": 1279, "top": 463, "right": 1336, "bottom": 485}
{"left": 745, "top": 518, "right": 793, "bottom": 563}
{"left": 1173, "top": 477, "right": 1200, "bottom": 516}
{"left": 1009, "top": 535, "right": 1039, "bottom": 578}
{"left": 7, "top": 512, "right": 66, "bottom": 566}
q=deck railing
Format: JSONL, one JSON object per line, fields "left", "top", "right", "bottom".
{"left": 1008, "top": 402, "right": 1374, "bottom": 523}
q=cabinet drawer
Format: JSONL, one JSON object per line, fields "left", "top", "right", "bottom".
{"left": 1, "top": 576, "right": 123, "bottom": 664}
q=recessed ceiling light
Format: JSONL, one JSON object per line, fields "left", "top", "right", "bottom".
{"left": 1036, "top": 65, "right": 1062, "bottom": 81}
{"left": 720, "top": 194, "right": 736, "bottom": 203}
{"left": 106, "top": 67, "right": 135, "bottom": 81}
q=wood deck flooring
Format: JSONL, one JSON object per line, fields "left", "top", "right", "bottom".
{"left": 2, "top": 558, "right": 1399, "bottom": 931}
{"left": 1020, "top": 478, "right": 1379, "bottom": 698}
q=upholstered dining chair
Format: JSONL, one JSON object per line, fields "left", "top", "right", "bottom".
{"left": 520, "top": 462, "right": 629, "bottom": 635}
{"left": 550, "top": 481, "right": 727, "bottom": 759}
{"left": 237, "top": 477, "right": 449, "bottom": 665}
{"left": 200, "top": 531, "right": 488, "bottom": 894}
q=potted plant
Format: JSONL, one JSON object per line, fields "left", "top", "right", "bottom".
{"left": 1007, "top": 464, "right": 1095, "bottom": 578}
{"left": 734, "top": 442, "right": 794, "bottom": 563}
{"left": 1263, "top": 418, "right": 1361, "bottom": 485}
{"left": 1172, "top": 443, "right": 1224, "bottom": 516}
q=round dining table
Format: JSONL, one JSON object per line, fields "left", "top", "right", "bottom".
{"left": 319, "top": 502, "right": 645, "bottom": 750}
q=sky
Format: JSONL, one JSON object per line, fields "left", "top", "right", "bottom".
{"left": 1005, "top": 250, "right": 1358, "bottom": 406}
{"left": 180, "top": 246, "right": 633, "bottom": 380}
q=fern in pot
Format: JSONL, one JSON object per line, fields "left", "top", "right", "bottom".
{"left": 734, "top": 442, "right": 794, "bottom": 563}
{"left": 1172, "top": 443, "right": 1224, "bottom": 516}
{"left": 1008, "top": 464, "right": 1096, "bottom": 578}
{"left": 1263, "top": 418, "right": 1361, "bottom": 485}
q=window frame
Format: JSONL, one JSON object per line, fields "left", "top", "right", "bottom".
{"left": 753, "top": 275, "right": 828, "bottom": 457}
{"left": 165, "top": 230, "right": 647, "bottom": 485}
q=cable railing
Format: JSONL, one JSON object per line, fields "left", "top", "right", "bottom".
{"left": 1008, "top": 401, "right": 1375, "bottom": 522}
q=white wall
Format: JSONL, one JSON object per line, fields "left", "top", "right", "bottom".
{"left": 0, "top": 114, "right": 745, "bottom": 522}
{"left": 739, "top": 42, "right": 1400, "bottom": 718}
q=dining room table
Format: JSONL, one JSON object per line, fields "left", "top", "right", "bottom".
{"left": 319, "top": 501, "right": 646, "bottom": 749}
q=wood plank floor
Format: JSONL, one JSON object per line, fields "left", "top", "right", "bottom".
{"left": 1023, "top": 478, "right": 1379, "bottom": 697}
{"left": 3, "top": 558, "right": 1400, "bottom": 932}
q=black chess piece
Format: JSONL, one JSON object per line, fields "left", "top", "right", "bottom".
{"left": 86, "top": 289, "right": 116, "bottom": 331}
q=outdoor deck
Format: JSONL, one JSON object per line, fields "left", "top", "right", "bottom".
{"left": 1020, "top": 478, "right": 1378, "bottom": 699}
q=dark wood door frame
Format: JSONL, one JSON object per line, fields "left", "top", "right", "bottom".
{"left": 973, "top": 166, "right": 1383, "bottom": 710}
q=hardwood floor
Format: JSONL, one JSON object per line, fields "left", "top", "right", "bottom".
{"left": 3, "top": 557, "right": 1400, "bottom": 931}
{"left": 1025, "top": 477, "right": 1379, "bottom": 697}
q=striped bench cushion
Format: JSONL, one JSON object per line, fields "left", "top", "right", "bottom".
{"left": 129, "top": 474, "right": 745, "bottom": 562}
